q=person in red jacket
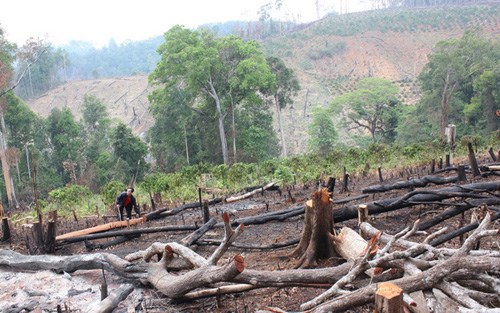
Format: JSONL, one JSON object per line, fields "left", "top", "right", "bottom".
{"left": 116, "top": 187, "right": 139, "bottom": 220}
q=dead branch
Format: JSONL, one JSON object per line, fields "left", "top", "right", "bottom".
{"left": 306, "top": 214, "right": 499, "bottom": 313}
{"left": 89, "top": 284, "right": 134, "bottom": 313}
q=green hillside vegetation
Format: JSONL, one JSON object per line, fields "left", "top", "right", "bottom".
{"left": 0, "top": 3, "right": 498, "bottom": 217}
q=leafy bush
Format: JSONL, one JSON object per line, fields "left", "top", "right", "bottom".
{"left": 101, "top": 180, "right": 127, "bottom": 205}
{"left": 48, "top": 184, "right": 104, "bottom": 216}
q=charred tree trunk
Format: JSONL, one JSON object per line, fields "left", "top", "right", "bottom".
{"left": 292, "top": 189, "right": 336, "bottom": 268}
{"left": 467, "top": 143, "right": 481, "bottom": 177}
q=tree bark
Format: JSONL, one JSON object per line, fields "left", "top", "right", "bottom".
{"left": 293, "top": 189, "right": 336, "bottom": 268}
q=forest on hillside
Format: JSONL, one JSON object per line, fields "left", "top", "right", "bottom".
{"left": 0, "top": 1, "right": 498, "bottom": 214}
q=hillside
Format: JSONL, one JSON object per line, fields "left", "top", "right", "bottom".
{"left": 27, "top": 4, "right": 500, "bottom": 153}
{"left": 29, "top": 75, "right": 153, "bottom": 138}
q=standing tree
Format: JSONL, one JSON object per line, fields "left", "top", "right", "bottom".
{"left": 111, "top": 122, "right": 148, "bottom": 184}
{"left": 148, "top": 86, "right": 198, "bottom": 171}
{"left": 16, "top": 38, "right": 66, "bottom": 99}
{"left": 308, "top": 107, "right": 338, "bottom": 154}
{"left": 149, "top": 26, "right": 274, "bottom": 165}
{"left": 0, "top": 28, "right": 19, "bottom": 210}
{"left": 46, "top": 108, "right": 82, "bottom": 183}
{"left": 266, "top": 56, "right": 300, "bottom": 158}
{"left": 418, "top": 31, "right": 499, "bottom": 137}
{"left": 331, "top": 77, "right": 399, "bottom": 143}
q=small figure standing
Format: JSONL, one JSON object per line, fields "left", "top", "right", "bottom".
{"left": 116, "top": 187, "right": 139, "bottom": 220}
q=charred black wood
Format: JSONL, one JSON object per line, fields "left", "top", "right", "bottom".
{"left": 180, "top": 217, "right": 217, "bottom": 246}
{"left": 2, "top": 217, "right": 10, "bottom": 241}
{"left": 334, "top": 181, "right": 500, "bottom": 223}
{"left": 468, "top": 142, "right": 481, "bottom": 177}
{"left": 361, "top": 175, "right": 458, "bottom": 193}
{"left": 197, "top": 238, "right": 299, "bottom": 250}
{"left": 146, "top": 197, "right": 223, "bottom": 221}
{"left": 331, "top": 194, "right": 369, "bottom": 205}
{"left": 218, "top": 206, "right": 305, "bottom": 227}
{"left": 417, "top": 198, "right": 500, "bottom": 231}
{"left": 84, "top": 234, "right": 141, "bottom": 251}
{"left": 327, "top": 177, "right": 336, "bottom": 193}
{"left": 457, "top": 165, "right": 467, "bottom": 182}
{"left": 429, "top": 211, "right": 499, "bottom": 247}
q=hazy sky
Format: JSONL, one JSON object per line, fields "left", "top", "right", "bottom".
{"left": 0, "top": 0, "right": 371, "bottom": 47}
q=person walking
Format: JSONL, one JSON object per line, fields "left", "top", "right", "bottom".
{"left": 116, "top": 187, "right": 140, "bottom": 220}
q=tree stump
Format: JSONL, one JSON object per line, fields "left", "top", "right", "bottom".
{"left": 292, "top": 188, "right": 336, "bottom": 268}
{"left": 375, "top": 282, "right": 403, "bottom": 313}
{"left": 2, "top": 217, "right": 10, "bottom": 241}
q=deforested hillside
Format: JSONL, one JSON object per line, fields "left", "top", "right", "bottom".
{"left": 29, "top": 75, "right": 153, "bottom": 138}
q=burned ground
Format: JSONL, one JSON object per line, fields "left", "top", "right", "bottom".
{"left": 0, "top": 156, "right": 499, "bottom": 312}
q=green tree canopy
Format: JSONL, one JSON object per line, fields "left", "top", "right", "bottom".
{"left": 46, "top": 107, "right": 82, "bottom": 181}
{"left": 111, "top": 122, "right": 148, "bottom": 183}
{"left": 265, "top": 56, "right": 300, "bottom": 157}
{"left": 308, "top": 107, "right": 338, "bottom": 154}
{"left": 417, "top": 30, "right": 499, "bottom": 138}
{"left": 330, "top": 77, "right": 400, "bottom": 143}
{"left": 149, "top": 26, "right": 276, "bottom": 165}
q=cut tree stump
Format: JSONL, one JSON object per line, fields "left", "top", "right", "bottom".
{"left": 375, "top": 282, "right": 403, "bottom": 313}
{"left": 292, "top": 189, "right": 336, "bottom": 268}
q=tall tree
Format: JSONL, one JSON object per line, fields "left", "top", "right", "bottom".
{"left": 149, "top": 26, "right": 274, "bottom": 165}
{"left": 111, "top": 122, "right": 148, "bottom": 183}
{"left": 16, "top": 38, "right": 65, "bottom": 99}
{"left": 331, "top": 77, "right": 399, "bottom": 143}
{"left": 418, "top": 31, "right": 499, "bottom": 137}
{"left": 0, "top": 27, "right": 19, "bottom": 210}
{"left": 266, "top": 56, "right": 300, "bottom": 157}
{"left": 148, "top": 86, "right": 199, "bottom": 171}
{"left": 46, "top": 108, "right": 82, "bottom": 183}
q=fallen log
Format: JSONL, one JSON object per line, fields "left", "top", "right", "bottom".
{"left": 55, "top": 217, "right": 147, "bottom": 240}
{"left": 179, "top": 217, "right": 217, "bottom": 246}
{"left": 196, "top": 238, "right": 299, "bottom": 250}
{"left": 145, "top": 197, "right": 223, "bottom": 221}
{"left": 330, "top": 194, "right": 369, "bottom": 204}
{"left": 220, "top": 205, "right": 305, "bottom": 227}
{"left": 362, "top": 175, "right": 459, "bottom": 194}
{"left": 417, "top": 198, "right": 500, "bottom": 231}
{"left": 225, "top": 182, "right": 277, "bottom": 203}
{"left": 480, "top": 165, "right": 500, "bottom": 172}
{"left": 429, "top": 211, "right": 499, "bottom": 247}
{"left": 334, "top": 181, "right": 500, "bottom": 223}
{"left": 57, "top": 225, "right": 198, "bottom": 245}
{"left": 84, "top": 234, "right": 141, "bottom": 251}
